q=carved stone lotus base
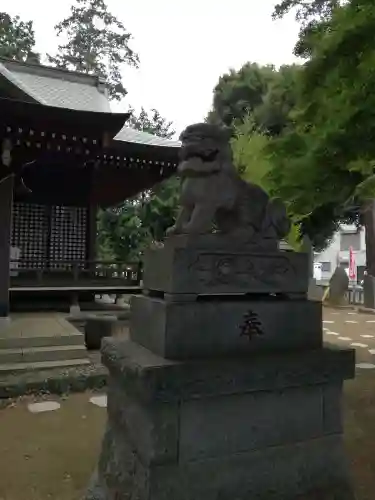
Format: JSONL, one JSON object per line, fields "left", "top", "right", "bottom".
{"left": 130, "top": 295, "right": 322, "bottom": 360}
{"left": 85, "top": 339, "right": 355, "bottom": 500}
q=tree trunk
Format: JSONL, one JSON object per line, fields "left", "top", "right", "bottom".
{"left": 363, "top": 200, "right": 375, "bottom": 308}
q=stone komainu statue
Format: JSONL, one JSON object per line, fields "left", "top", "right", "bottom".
{"left": 167, "top": 123, "right": 291, "bottom": 246}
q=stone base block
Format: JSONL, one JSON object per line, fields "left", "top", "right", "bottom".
{"left": 86, "top": 339, "right": 355, "bottom": 500}
{"left": 130, "top": 295, "right": 322, "bottom": 359}
{"left": 88, "top": 431, "right": 353, "bottom": 500}
{"left": 84, "top": 316, "right": 118, "bottom": 350}
{"left": 143, "top": 235, "right": 309, "bottom": 296}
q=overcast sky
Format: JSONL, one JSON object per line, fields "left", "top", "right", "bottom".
{"left": 2, "top": 0, "right": 300, "bottom": 135}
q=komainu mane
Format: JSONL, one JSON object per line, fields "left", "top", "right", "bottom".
{"left": 167, "top": 123, "right": 290, "bottom": 247}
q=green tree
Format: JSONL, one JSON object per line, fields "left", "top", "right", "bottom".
{"left": 128, "top": 108, "right": 175, "bottom": 139}
{"left": 97, "top": 108, "right": 179, "bottom": 262}
{"left": 97, "top": 203, "right": 149, "bottom": 263}
{"left": 268, "top": 0, "right": 373, "bottom": 254}
{"left": 207, "top": 63, "right": 276, "bottom": 128}
{"left": 139, "top": 177, "right": 180, "bottom": 242}
{"left": 254, "top": 64, "right": 300, "bottom": 136}
{"left": 272, "top": 0, "right": 343, "bottom": 57}
{"left": 0, "top": 12, "right": 40, "bottom": 62}
{"left": 48, "top": 0, "right": 139, "bottom": 100}
{"left": 207, "top": 62, "right": 300, "bottom": 137}
{"left": 128, "top": 107, "right": 178, "bottom": 244}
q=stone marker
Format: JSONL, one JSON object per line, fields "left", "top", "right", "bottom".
{"left": 328, "top": 266, "right": 349, "bottom": 306}
{"left": 86, "top": 123, "right": 355, "bottom": 500}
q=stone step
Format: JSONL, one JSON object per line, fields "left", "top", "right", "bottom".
{"left": 0, "top": 333, "right": 85, "bottom": 350}
{"left": 0, "top": 345, "right": 88, "bottom": 364}
{"left": 0, "top": 358, "right": 90, "bottom": 374}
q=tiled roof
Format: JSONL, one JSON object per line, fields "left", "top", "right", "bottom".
{"left": 0, "top": 58, "right": 110, "bottom": 112}
{"left": 0, "top": 58, "right": 180, "bottom": 148}
{"left": 114, "top": 127, "right": 180, "bottom": 147}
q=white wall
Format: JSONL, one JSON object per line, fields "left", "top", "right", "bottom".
{"left": 314, "top": 225, "right": 366, "bottom": 283}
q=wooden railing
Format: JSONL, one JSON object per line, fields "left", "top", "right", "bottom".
{"left": 10, "top": 259, "right": 141, "bottom": 288}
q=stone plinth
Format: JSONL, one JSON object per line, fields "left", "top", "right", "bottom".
{"left": 143, "top": 236, "right": 309, "bottom": 296}
{"left": 130, "top": 295, "right": 322, "bottom": 359}
{"left": 86, "top": 339, "right": 355, "bottom": 500}
{"left": 84, "top": 316, "right": 119, "bottom": 350}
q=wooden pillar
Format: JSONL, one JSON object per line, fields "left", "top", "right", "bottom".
{"left": 0, "top": 176, "right": 14, "bottom": 323}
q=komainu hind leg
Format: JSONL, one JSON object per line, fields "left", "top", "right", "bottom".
{"left": 182, "top": 202, "right": 217, "bottom": 234}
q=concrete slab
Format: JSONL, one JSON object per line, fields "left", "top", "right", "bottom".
{"left": 89, "top": 395, "right": 107, "bottom": 408}
{"left": 28, "top": 401, "right": 61, "bottom": 413}
{"left": 2, "top": 313, "right": 81, "bottom": 338}
{"left": 0, "top": 332, "right": 85, "bottom": 350}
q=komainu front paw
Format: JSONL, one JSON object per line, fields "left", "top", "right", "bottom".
{"left": 166, "top": 225, "right": 179, "bottom": 236}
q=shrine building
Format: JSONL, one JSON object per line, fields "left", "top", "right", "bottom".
{"left": 0, "top": 57, "right": 180, "bottom": 321}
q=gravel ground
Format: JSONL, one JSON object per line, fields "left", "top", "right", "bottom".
{"left": 323, "top": 306, "right": 375, "bottom": 366}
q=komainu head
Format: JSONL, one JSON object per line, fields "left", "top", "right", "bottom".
{"left": 179, "top": 123, "right": 232, "bottom": 163}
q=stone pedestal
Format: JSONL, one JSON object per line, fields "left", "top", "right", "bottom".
{"left": 86, "top": 237, "right": 355, "bottom": 500}
{"left": 87, "top": 340, "right": 354, "bottom": 500}
{"left": 130, "top": 295, "right": 322, "bottom": 359}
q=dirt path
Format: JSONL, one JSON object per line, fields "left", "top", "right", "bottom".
{"left": 0, "top": 392, "right": 106, "bottom": 500}
{"left": 323, "top": 307, "right": 375, "bottom": 366}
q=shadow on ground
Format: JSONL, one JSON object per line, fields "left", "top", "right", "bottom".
{"left": 0, "top": 371, "right": 374, "bottom": 499}
{"left": 345, "top": 371, "right": 375, "bottom": 500}
{"left": 0, "top": 392, "right": 106, "bottom": 500}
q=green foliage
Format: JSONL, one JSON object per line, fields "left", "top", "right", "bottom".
{"left": 141, "top": 177, "right": 180, "bottom": 242}
{"left": 97, "top": 203, "right": 149, "bottom": 263}
{"left": 231, "top": 117, "right": 302, "bottom": 250}
{"left": 207, "top": 62, "right": 300, "bottom": 137}
{"left": 0, "top": 12, "right": 40, "bottom": 62}
{"left": 231, "top": 117, "right": 272, "bottom": 190}
{"left": 207, "top": 63, "right": 276, "bottom": 128}
{"left": 267, "top": 0, "right": 375, "bottom": 249}
{"left": 128, "top": 108, "right": 175, "bottom": 139}
{"left": 272, "top": 0, "right": 343, "bottom": 57}
{"left": 48, "top": 0, "right": 139, "bottom": 100}
{"left": 254, "top": 64, "right": 301, "bottom": 136}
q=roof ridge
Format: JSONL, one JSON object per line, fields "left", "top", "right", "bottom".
{"left": 115, "top": 125, "right": 181, "bottom": 147}
{"left": 0, "top": 57, "right": 104, "bottom": 88}
{"left": 0, "top": 62, "right": 46, "bottom": 104}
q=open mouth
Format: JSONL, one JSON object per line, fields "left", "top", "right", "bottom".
{"left": 180, "top": 147, "right": 219, "bottom": 163}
